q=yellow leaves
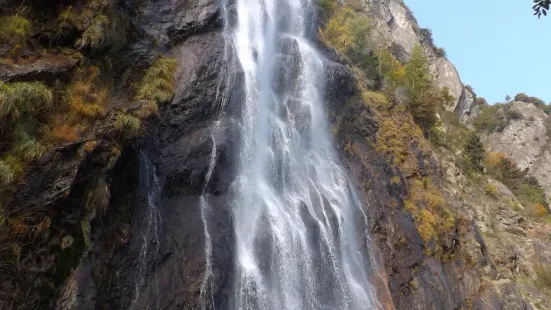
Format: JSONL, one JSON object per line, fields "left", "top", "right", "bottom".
{"left": 83, "top": 140, "right": 98, "bottom": 153}
{"left": 114, "top": 113, "right": 141, "bottom": 140}
{"left": 135, "top": 57, "right": 177, "bottom": 104}
{"left": 405, "top": 177, "right": 456, "bottom": 250}
{"left": 51, "top": 123, "right": 83, "bottom": 142}
{"left": 0, "top": 15, "right": 32, "bottom": 47}
{"left": 485, "top": 151, "right": 506, "bottom": 169}
{"left": 377, "top": 50, "right": 406, "bottom": 91}
{"left": 361, "top": 90, "right": 389, "bottom": 109}
{"left": 323, "top": 7, "right": 373, "bottom": 60}
{"left": 484, "top": 183, "right": 498, "bottom": 198}
{"left": 67, "top": 66, "right": 107, "bottom": 119}
{"left": 527, "top": 203, "right": 548, "bottom": 217}
{"left": 390, "top": 176, "right": 401, "bottom": 185}
{"left": 417, "top": 209, "right": 437, "bottom": 243}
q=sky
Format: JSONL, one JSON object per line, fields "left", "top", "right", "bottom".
{"left": 405, "top": 0, "right": 551, "bottom": 104}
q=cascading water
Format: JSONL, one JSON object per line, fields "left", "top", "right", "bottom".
{"left": 131, "top": 152, "right": 162, "bottom": 310}
{"left": 224, "top": 0, "right": 384, "bottom": 309}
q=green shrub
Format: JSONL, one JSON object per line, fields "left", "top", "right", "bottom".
{"left": 0, "top": 15, "right": 31, "bottom": 45}
{"left": 0, "top": 156, "right": 23, "bottom": 185}
{"left": 0, "top": 82, "right": 53, "bottom": 121}
{"left": 77, "top": 14, "right": 110, "bottom": 49}
{"left": 463, "top": 132, "right": 485, "bottom": 172}
{"left": 376, "top": 49, "right": 406, "bottom": 92}
{"left": 135, "top": 57, "right": 178, "bottom": 104}
{"left": 513, "top": 93, "right": 546, "bottom": 108}
{"left": 441, "top": 86, "right": 455, "bottom": 107}
{"left": 403, "top": 45, "right": 441, "bottom": 131}
{"left": 11, "top": 129, "right": 45, "bottom": 161}
{"left": 484, "top": 183, "right": 498, "bottom": 198}
{"left": 434, "top": 47, "right": 446, "bottom": 57}
{"left": 316, "top": 0, "right": 339, "bottom": 16}
{"left": 322, "top": 7, "right": 378, "bottom": 70}
{"left": 420, "top": 28, "right": 434, "bottom": 46}
{"left": 473, "top": 104, "right": 507, "bottom": 132}
{"left": 517, "top": 177, "right": 548, "bottom": 208}
{"left": 486, "top": 153, "right": 548, "bottom": 209}
{"left": 404, "top": 45, "right": 432, "bottom": 95}
{"left": 0, "top": 160, "right": 15, "bottom": 185}
{"left": 514, "top": 93, "right": 530, "bottom": 102}
{"left": 58, "top": 0, "right": 129, "bottom": 53}
{"left": 505, "top": 108, "right": 522, "bottom": 120}
{"left": 535, "top": 264, "right": 551, "bottom": 290}
{"left": 114, "top": 114, "right": 141, "bottom": 139}
{"left": 476, "top": 97, "right": 488, "bottom": 106}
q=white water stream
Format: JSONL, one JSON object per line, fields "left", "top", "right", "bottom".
{"left": 222, "top": 0, "right": 383, "bottom": 309}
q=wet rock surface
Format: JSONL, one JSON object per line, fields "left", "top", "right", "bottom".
{"left": 4, "top": 0, "right": 550, "bottom": 309}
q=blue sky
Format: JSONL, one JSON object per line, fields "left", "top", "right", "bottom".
{"left": 405, "top": 0, "right": 551, "bottom": 104}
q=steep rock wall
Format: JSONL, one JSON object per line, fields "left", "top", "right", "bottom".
{"left": 482, "top": 101, "right": 551, "bottom": 204}
{"left": 365, "top": 0, "right": 465, "bottom": 112}
{"left": 1, "top": 0, "right": 546, "bottom": 309}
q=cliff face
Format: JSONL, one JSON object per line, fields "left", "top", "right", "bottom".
{"left": 1, "top": 0, "right": 550, "bottom": 309}
{"left": 364, "top": 0, "right": 477, "bottom": 117}
{"left": 481, "top": 101, "right": 551, "bottom": 204}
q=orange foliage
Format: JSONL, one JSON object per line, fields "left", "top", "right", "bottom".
{"left": 485, "top": 151, "right": 506, "bottom": 169}
{"left": 532, "top": 203, "right": 548, "bottom": 217}
{"left": 8, "top": 216, "right": 28, "bottom": 238}
{"left": 51, "top": 124, "right": 81, "bottom": 142}
{"left": 67, "top": 66, "right": 107, "bottom": 118}
{"left": 83, "top": 140, "right": 98, "bottom": 153}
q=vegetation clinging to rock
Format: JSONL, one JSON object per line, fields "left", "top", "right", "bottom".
{"left": 58, "top": 0, "right": 130, "bottom": 53}
{"left": 0, "top": 81, "right": 53, "bottom": 122}
{"left": 135, "top": 56, "right": 178, "bottom": 105}
{"left": 473, "top": 104, "right": 508, "bottom": 132}
{"left": 114, "top": 113, "right": 141, "bottom": 140}
{"left": 0, "top": 15, "right": 31, "bottom": 46}
{"left": 463, "top": 132, "right": 485, "bottom": 173}
{"left": 485, "top": 152, "right": 548, "bottom": 211}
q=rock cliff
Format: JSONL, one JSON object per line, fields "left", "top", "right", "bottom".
{"left": 365, "top": 0, "right": 477, "bottom": 118}
{"left": 0, "top": 0, "right": 549, "bottom": 309}
{"left": 481, "top": 101, "right": 551, "bottom": 204}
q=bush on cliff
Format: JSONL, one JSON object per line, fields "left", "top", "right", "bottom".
{"left": 135, "top": 56, "right": 178, "bottom": 105}
{"left": 462, "top": 133, "right": 485, "bottom": 173}
{"left": 0, "top": 15, "right": 31, "bottom": 46}
{"left": 57, "top": 0, "right": 130, "bottom": 53}
{"left": 473, "top": 104, "right": 508, "bottom": 132}
{"left": 323, "top": 7, "right": 379, "bottom": 71}
{"left": 0, "top": 82, "right": 52, "bottom": 181}
{"left": 403, "top": 45, "right": 442, "bottom": 132}
{"left": 485, "top": 152, "right": 548, "bottom": 211}
{"left": 0, "top": 81, "right": 53, "bottom": 122}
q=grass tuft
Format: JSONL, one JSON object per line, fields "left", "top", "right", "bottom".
{"left": 0, "top": 15, "right": 31, "bottom": 45}
{"left": 135, "top": 57, "right": 178, "bottom": 104}
{"left": 114, "top": 113, "right": 141, "bottom": 140}
{"left": 0, "top": 81, "right": 53, "bottom": 121}
{"left": 67, "top": 66, "right": 107, "bottom": 119}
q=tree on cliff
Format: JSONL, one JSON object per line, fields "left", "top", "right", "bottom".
{"left": 404, "top": 45, "right": 439, "bottom": 131}
{"left": 463, "top": 133, "right": 485, "bottom": 172}
{"left": 533, "top": 0, "right": 550, "bottom": 17}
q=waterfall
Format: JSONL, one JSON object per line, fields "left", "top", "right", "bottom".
{"left": 200, "top": 124, "right": 221, "bottom": 310}
{"left": 225, "top": 0, "right": 383, "bottom": 309}
{"left": 131, "top": 152, "right": 162, "bottom": 310}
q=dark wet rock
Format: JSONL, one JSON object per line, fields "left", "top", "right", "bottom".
{"left": 56, "top": 256, "right": 96, "bottom": 310}
{"left": 0, "top": 53, "right": 81, "bottom": 81}
{"left": 12, "top": 141, "right": 88, "bottom": 210}
{"left": 136, "top": 0, "right": 222, "bottom": 47}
